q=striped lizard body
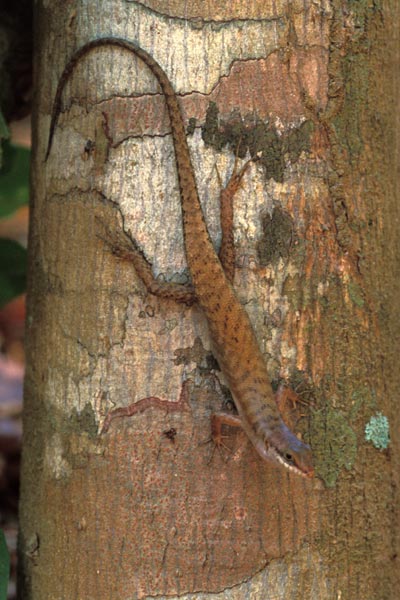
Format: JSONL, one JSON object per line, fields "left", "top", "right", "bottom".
{"left": 46, "top": 38, "right": 314, "bottom": 478}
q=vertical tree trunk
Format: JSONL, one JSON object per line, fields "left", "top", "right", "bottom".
{"left": 19, "top": 1, "right": 399, "bottom": 599}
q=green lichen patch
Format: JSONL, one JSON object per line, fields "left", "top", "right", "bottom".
{"left": 365, "top": 412, "right": 390, "bottom": 450}
{"left": 348, "top": 385, "right": 377, "bottom": 420}
{"left": 174, "top": 336, "right": 208, "bottom": 366}
{"left": 284, "top": 119, "right": 315, "bottom": 164}
{"left": 347, "top": 281, "right": 365, "bottom": 308}
{"left": 332, "top": 3, "right": 383, "bottom": 168}
{"left": 186, "top": 117, "right": 197, "bottom": 136}
{"left": 257, "top": 207, "right": 295, "bottom": 266}
{"left": 69, "top": 402, "right": 98, "bottom": 439}
{"left": 309, "top": 406, "right": 357, "bottom": 488}
{"left": 202, "top": 102, "right": 314, "bottom": 183}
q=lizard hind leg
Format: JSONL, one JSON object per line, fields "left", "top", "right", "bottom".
{"left": 210, "top": 411, "right": 243, "bottom": 457}
{"left": 96, "top": 216, "right": 197, "bottom": 305}
{"left": 216, "top": 155, "right": 254, "bottom": 283}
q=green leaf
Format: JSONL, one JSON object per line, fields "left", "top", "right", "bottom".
{"left": 0, "top": 238, "right": 27, "bottom": 307}
{"left": 0, "top": 530, "right": 10, "bottom": 600}
{"left": 0, "top": 140, "right": 30, "bottom": 218}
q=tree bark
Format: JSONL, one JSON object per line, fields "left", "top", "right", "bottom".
{"left": 19, "top": 1, "right": 399, "bottom": 599}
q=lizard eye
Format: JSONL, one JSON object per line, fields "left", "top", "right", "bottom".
{"left": 284, "top": 452, "right": 294, "bottom": 464}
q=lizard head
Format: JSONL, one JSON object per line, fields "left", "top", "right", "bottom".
{"left": 254, "top": 421, "right": 314, "bottom": 478}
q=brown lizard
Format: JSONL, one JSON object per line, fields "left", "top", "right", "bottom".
{"left": 45, "top": 38, "right": 314, "bottom": 478}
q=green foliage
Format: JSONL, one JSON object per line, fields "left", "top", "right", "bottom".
{"left": 0, "top": 139, "right": 29, "bottom": 305}
{"left": 0, "top": 238, "right": 27, "bottom": 307}
{"left": 0, "top": 140, "right": 30, "bottom": 218}
{"left": 0, "top": 530, "right": 10, "bottom": 600}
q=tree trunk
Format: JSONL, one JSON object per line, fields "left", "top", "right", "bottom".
{"left": 19, "top": 1, "right": 399, "bottom": 599}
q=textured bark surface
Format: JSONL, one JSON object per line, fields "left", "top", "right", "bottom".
{"left": 19, "top": 1, "right": 399, "bottom": 599}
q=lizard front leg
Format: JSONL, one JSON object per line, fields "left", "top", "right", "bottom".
{"left": 97, "top": 153, "right": 253, "bottom": 302}
{"left": 96, "top": 154, "right": 252, "bottom": 304}
{"left": 211, "top": 411, "right": 243, "bottom": 451}
{"left": 211, "top": 385, "right": 308, "bottom": 456}
{"left": 97, "top": 217, "right": 197, "bottom": 305}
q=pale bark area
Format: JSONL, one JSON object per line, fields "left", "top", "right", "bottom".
{"left": 19, "top": 1, "right": 399, "bottom": 599}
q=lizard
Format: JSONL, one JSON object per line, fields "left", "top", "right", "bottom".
{"left": 45, "top": 37, "right": 314, "bottom": 479}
